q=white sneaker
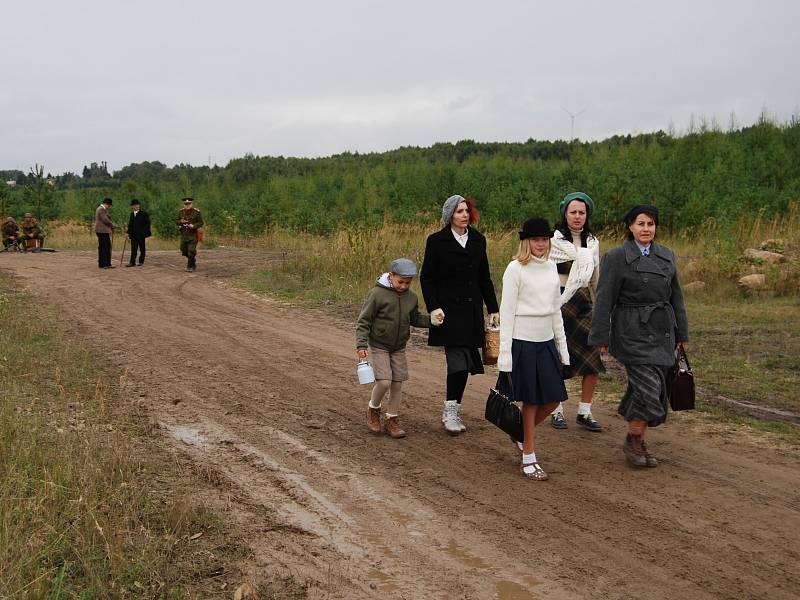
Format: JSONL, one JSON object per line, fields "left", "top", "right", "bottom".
{"left": 442, "top": 400, "right": 461, "bottom": 435}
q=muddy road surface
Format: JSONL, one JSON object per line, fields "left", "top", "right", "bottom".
{"left": 3, "top": 249, "right": 799, "bottom": 599}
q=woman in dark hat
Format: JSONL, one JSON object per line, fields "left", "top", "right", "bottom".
{"left": 420, "top": 195, "right": 499, "bottom": 435}
{"left": 498, "top": 217, "right": 569, "bottom": 480}
{"left": 588, "top": 205, "right": 689, "bottom": 468}
{"left": 548, "top": 192, "right": 604, "bottom": 432}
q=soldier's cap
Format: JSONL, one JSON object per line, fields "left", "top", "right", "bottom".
{"left": 102, "top": 197, "right": 113, "bottom": 205}
{"left": 390, "top": 258, "right": 417, "bottom": 278}
{"left": 182, "top": 197, "right": 194, "bottom": 203}
{"left": 130, "top": 199, "right": 141, "bottom": 206}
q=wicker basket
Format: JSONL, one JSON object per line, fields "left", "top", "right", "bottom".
{"left": 483, "top": 326, "right": 500, "bottom": 365}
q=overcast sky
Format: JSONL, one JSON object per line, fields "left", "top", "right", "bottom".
{"left": 2, "top": 0, "right": 798, "bottom": 174}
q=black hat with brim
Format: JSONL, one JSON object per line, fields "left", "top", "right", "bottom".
{"left": 182, "top": 197, "right": 194, "bottom": 203}
{"left": 130, "top": 199, "right": 140, "bottom": 206}
{"left": 519, "top": 217, "right": 552, "bottom": 240}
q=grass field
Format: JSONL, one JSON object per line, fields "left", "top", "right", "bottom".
{"left": 0, "top": 276, "right": 192, "bottom": 598}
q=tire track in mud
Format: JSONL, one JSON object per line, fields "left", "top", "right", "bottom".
{"left": 2, "top": 249, "right": 799, "bottom": 600}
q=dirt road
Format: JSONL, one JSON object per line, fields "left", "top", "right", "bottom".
{"left": 3, "top": 249, "right": 799, "bottom": 599}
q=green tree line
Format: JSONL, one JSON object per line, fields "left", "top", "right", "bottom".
{"left": 2, "top": 116, "right": 799, "bottom": 236}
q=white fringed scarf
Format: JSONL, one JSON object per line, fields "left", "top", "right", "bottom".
{"left": 550, "top": 230, "right": 600, "bottom": 306}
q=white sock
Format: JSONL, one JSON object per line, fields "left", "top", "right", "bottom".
{"left": 522, "top": 452, "right": 538, "bottom": 473}
{"left": 369, "top": 399, "right": 381, "bottom": 409}
{"left": 578, "top": 402, "right": 592, "bottom": 416}
{"left": 552, "top": 402, "right": 564, "bottom": 416}
{"left": 385, "top": 413, "right": 398, "bottom": 419}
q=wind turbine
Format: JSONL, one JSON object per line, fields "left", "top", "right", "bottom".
{"left": 561, "top": 106, "right": 587, "bottom": 140}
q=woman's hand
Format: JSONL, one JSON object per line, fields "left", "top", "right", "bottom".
{"left": 488, "top": 313, "right": 500, "bottom": 328}
{"left": 431, "top": 308, "right": 445, "bottom": 325}
{"left": 357, "top": 348, "right": 368, "bottom": 360}
{"left": 598, "top": 346, "right": 608, "bottom": 354}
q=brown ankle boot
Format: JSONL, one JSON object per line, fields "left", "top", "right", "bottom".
{"left": 383, "top": 416, "right": 406, "bottom": 439}
{"left": 366, "top": 406, "right": 382, "bottom": 433}
{"left": 623, "top": 433, "right": 648, "bottom": 467}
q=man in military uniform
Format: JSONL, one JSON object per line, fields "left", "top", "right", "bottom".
{"left": 177, "top": 197, "right": 203, "bottom": 272}
{"left": 2, "top": 217, "right": 20, "bottom": 250}
{"left": 21, "top": 213, "right": 44, "bottom": 251}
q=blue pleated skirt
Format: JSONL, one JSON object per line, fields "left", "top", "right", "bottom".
{"left": 509, "top": 338, "right": 568, "bottom": 406}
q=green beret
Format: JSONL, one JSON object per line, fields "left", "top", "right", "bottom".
{"left": 559, "top": 192, "right": 594, "bottom": 218}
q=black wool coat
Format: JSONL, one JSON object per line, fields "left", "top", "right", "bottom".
{"left": 127, "top": 209, "right": 152, "bottom": 239}
{"left": 420, "top": 225, "right": 499, "bottom": 348}
{"left": 588, "top": 239, "right": 689, "bottom": 366}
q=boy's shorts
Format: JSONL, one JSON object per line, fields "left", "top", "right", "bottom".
{"left": 369, "top": 348, "right": 409, "bottom": 382}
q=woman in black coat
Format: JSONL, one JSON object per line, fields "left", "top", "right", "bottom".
{"left": 588, "top": 205, "right": 689, "bottom": 468}
{"left": 420, "top": 195, "right": 499, "bottom": 435}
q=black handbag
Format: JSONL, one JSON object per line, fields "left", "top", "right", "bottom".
{"left": 485, "top": 373, "right": 524, "bottom": 442}
{"left": 669, "top": 345, "right": 695, "bottom": 411}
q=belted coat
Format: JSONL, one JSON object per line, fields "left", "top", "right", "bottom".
{"left": 420, "top": 225, "right": 499, "bottom": 348}
{"left": 588, "top": 239, "right": 689, "bottom": 366}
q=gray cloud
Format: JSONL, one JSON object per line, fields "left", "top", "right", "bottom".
{"left": 1, "top": 0, "right": 798, "bottom": 173}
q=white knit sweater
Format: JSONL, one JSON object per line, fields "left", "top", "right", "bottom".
{"left": 497, "top": 256, "right": 570, "bottom": 371}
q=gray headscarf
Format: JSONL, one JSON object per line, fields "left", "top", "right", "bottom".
{"left": 441, "top": 194, "right": 466, "bottom": 226}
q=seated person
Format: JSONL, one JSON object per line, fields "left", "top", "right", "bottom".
{"left": 2, "top": 217, "right": 19, "bottom": 248}
{"left": 21, "top": 213, "right": 44, "bottom": 248}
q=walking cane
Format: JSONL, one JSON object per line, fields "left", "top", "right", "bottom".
{"left": 120, "top": 236, "right": 128, "bottom": 267}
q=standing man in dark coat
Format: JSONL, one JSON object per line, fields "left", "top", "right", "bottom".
{"left": 420, "top": 194, "right": 499, "bottom": 435}
{"left": 126, "top": 199, "right": 151, "bottom": 267}
{"left": 94, "top": 197, "right": 115, "bottom": 268}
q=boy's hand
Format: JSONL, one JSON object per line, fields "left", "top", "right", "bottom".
{"left": 431, "top": 308, "right": 445, "bottom": 325}
{"left": 357, "top": 348, "right": 368, "bottom": 360}
{"left": 488, "top": 313, "right": 500, "bottom": 328}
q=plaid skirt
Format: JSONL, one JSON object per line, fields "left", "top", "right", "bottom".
{"left": 619, "top": 363, "right": 670, "bottom": 427}
{"left": 561, "top": 288, "right": 606, "bottom": 379}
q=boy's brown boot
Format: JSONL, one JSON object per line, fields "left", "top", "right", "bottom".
{"left": 383, "top": 416, "right": 406, "bottom": 439}
{"left": 367, "top": 406, "right": 382, "bottom": 433}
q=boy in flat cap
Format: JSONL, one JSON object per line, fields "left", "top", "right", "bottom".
{"left": 95, "top": 197, "right": 115, "bottom": 268}
{"left": 176, "top": 197, "right": 203, "bottom": 272}
{"left": 356, "top": 258, "right": 444, "bottom": 438}
{"left": 126, "top": 199, "right": 151, "bottom": 266}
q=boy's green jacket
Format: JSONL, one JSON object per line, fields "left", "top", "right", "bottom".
{"left": 356, "top": 276, "right": 432, "bottom": 352}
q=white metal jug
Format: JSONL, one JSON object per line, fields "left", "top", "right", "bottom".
{"left": 357, "top": 360, "right": 375, "bottom": 385}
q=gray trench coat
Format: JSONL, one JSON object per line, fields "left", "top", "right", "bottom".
{"left": 588, "top": 239, "right": 689, "bottom": 366}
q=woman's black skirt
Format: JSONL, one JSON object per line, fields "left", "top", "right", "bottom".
{"left": 561, "top": 287, "right": 606, "bottom": 379}
{"left": 619, "top": 363, "right": 669, "bottom": 427}
{"left": 444, "top": 346, "right": 484, "bottom": 375}
{"left": 507, "top": 338, "right": 568, "bottom": 406}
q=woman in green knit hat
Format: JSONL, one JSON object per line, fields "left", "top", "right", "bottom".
{"left": 548, "top": 192, "right": 605, "bottom": 432}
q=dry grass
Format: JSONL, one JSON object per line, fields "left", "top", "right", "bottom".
{"left": 0, "top": 277, "right": 190, "bottom": 598}
{"left": 44, "top": 220, "right": 201, "bottom": 251}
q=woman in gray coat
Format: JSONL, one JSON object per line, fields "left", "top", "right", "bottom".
{"left": 588, "top": 205, "right": 689, "bottom": 468}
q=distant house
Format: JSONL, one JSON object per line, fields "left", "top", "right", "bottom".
{"left": 46, "top": 178, "right": 56, "bottom": 186}
{"left": 5, "top": 180, "right": 16, "bottom": 187}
